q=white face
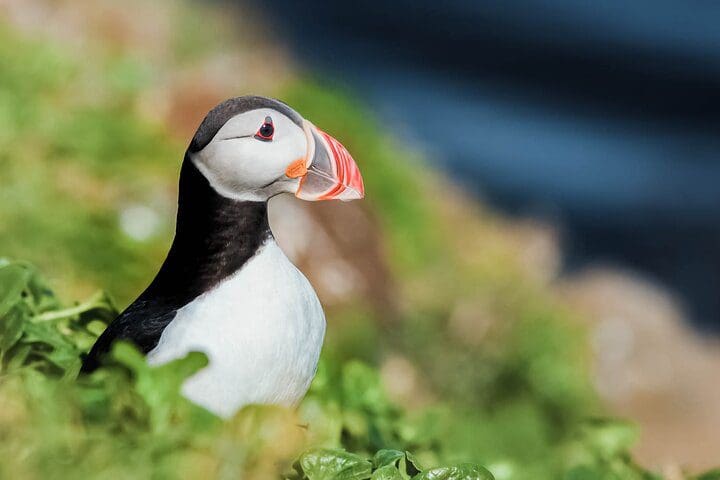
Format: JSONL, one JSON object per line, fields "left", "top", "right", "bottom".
{"left": 189, "top": 108, "right": 308, "bottom": 201}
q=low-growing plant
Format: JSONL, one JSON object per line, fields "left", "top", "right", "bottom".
{"left": 0, "top": 260, "right": 715, "bottom": 479}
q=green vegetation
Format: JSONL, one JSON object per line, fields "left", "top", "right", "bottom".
{"left": 0, "top": 5, "right": 717, "bottom": 480}
{"left": 0, "top": 260, "right": 698, "bottom": 479}
{"left": 0, "top": 23, "right": 179, "bottom": 304}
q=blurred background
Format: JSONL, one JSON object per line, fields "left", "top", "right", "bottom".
{"left": 0, "top": 0, "right": 718, "bottom": 475}
{"left": 258, "top": 0, "right": 720, "bottom": 331}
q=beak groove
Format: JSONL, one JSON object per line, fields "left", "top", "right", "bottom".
{"left": 294, "top": 121, "right": 365, "bottom": 202}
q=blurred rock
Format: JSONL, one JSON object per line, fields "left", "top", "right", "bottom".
{"left": 557, "top": 267, "right": 720, "bottom": 471}
{"left": 508, "top": 218, "right": 561, "bottom": 284}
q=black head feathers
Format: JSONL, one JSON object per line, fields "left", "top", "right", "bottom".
{"left": 188, "top": 96, "right": 304, "bottom": 153}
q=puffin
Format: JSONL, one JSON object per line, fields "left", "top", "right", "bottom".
{"left": 81, "top": 96, "right": 364, "bottom": 418}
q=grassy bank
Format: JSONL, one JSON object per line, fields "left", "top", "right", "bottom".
{"left": 0, "top": 260, "right": 690, "bottom": 479}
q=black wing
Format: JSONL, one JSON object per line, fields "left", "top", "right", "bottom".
{"left": 80, "top": 298, "right": 179, "bottom": 373}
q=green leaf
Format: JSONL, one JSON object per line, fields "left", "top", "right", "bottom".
{"left": 297, "top": 448, "right": 373, "bottom": 480}
{"left": 372, "top": 465, "right": 404, "bottom": 480}
{"left": 22, "top": 320, "right": 79, "bottom": 366}
{"left": 412, "top": 464, "right": 494, "bottom": 480}
{"left": 341, "top": 361, "right": 388, "bottom": 412}
{"left": 0, "top": 263, "right": 30, "bottom": 317}
{"left": 32, "top": 290, "right": 116, "bottom": 324}
{"left": 109, "top": 341, "right": 148, "bottom": 371}
{"left": 23, "top": 264, "right": 59, "bottom": 313}
{"left": 111, "top": 341, "right": 208, "bottom": 396}
{"left": 580, "top": 418, "right": 638, "bottom": 458}
{"left": 0, "top": 306, "right": 25, "bottom": 358}
{"left": 404, "top": 451, "right": 424, "bottom": 476}
{"left": 5, "top": 343, "right": 31, "bottom": 370}
{"left": 373, "top": 449, "right": 405, "bottom": 469}
{"left": 373, "top": 449, "right": 423, "bottom": 476}
{"left": 109, "top": 342, "right": 210, "bottom": 430}
{"left": 563, "top": 466, "right": 604, "bottom": 480}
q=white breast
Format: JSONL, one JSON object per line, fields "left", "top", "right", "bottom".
{"left": 146, "top": 240, "right": 325, "bottom": 418}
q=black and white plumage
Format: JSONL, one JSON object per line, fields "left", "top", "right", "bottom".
{"left": 82, "top": 96, "right": 364, "bottom": 417}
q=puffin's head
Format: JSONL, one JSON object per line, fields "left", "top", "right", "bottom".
{"left": 187, "top": 96, "right": 364, "bottom": 202}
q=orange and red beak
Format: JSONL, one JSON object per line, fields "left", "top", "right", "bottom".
{"left": 286, "top": 120, "right": 365, "bottom": 201}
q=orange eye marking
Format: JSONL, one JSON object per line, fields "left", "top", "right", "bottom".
{"left": 285, "top": 158, "right": 308, "bottom": 178}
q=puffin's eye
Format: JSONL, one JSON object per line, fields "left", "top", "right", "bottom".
{"left": 255, "top": 116, "right": 274, "bottom": 141}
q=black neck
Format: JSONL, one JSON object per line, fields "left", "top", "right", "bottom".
{"left": 142, "top": 157, "right": 271, "bottom": 300}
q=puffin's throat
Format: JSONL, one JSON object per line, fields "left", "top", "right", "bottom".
{"left": 149, "top": 158, "right": 272, "bottom": 299}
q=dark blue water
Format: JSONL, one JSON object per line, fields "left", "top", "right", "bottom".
{"left": 245, "top": 0, "right": 720, "bottom": 329}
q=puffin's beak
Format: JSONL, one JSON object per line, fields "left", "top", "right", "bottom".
{"left": 286, "top": 120, "right": 364, "bottom": 201}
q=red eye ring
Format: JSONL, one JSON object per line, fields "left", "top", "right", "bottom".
{"left": 255, "top": 116, "right": 274, "bottom": 141}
